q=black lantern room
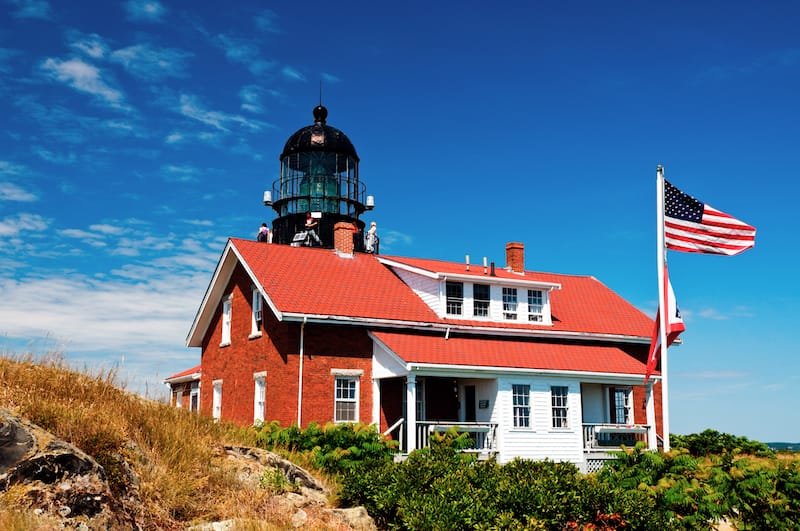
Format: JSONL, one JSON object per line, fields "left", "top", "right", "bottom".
{"left": 264, "top": 105, "right": 373, "bottom": 250}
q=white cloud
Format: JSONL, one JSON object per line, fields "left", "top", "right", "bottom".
{"left": 239, "top": 85, "right": 264, "bottom": 113}
{"left": 178, "top": 94, "right": 265, "bottom": 132}
{"left": 214, "top": 34, "right": 275, "bottom": 76}
{"left": 110, "top": 43, "right": 192, "bottom": 80}
{"left": 321, "top": 72, "right": 341, "bottom": 83}
{"left": 124, "top": 0, "right": 166, "bottom": 23}
{"left": 165, "top": 132, "right": 184, "bottom": 144}
{"left": 282, "top": 66, "right": 306, "bottom": 82}
{"left": 0, "top": 213, "right": 48, "bottom": 236}
{"left": 34, "top": 147, "right": 77, "bottom": 164}
{"left": 9, "top": 0, "right": 52, "bottom": 20}
{"left": 68, "top": 32, "right": 109, "bottom": 59}
{"left": 0, "top": 160, "right": 26, "bottom": 176}
{"left": 0, "top": 182, "right": 38, "bottom": 202}
{"left": 254, "top": 9, "right": 281, "bottom": 33}
{"left": 40, "top": 57, "right": 125, "bottom": 107}
{"left": 160, "top": 164, "right": 198, "bottom": 183}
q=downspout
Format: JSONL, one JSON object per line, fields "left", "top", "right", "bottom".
{"left": 297, "top": 316, "right": 307, "bottom": 426}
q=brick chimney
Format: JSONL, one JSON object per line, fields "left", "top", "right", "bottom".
{"left": 506, "top": 242, "right": 524, "bottom": 273}
{"left": 334, "top": 222, "right": 356, "bottom": 255}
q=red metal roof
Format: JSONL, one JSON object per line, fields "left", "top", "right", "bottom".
{"left": 231, "top": 239, "right": 652, "bottom": 338}
{"left": 164, "top": 365, "right": 201, "bottom": 382}
{"left": 372, "top": 331, "right": 651, "bottom": 375}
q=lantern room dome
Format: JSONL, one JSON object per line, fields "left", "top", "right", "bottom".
{"left": 280, "top": 105, "right": 359, "bottom": 162}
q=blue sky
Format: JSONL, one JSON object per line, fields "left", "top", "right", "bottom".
{"left": 1, "top": 0, "right": 797, "bottom": 442}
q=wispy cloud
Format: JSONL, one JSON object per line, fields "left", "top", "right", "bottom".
{"left": 239, "top": 85, "right": 264, "bottom": 113}
{"left": 110, "top": 43, "right": 193, "bottom": 81}
{"left": 160, "top": 164, "right": 199, "bottom": 183}
{"left": 68, "top": 32, "right": 109, "bottom": 59}
{"left": 0, "top": 213, "right": 48, "bottom": 236}
{"left": 124, "top": 0, "right": 166, "bottom": 23}
{"left": 9, "top": 0, "right": 52, "bottom": 20}
{"left": 0, "top": 160, "right": 26, "bottom": 176}
{"left": 178, "top": 94, "right": 266, "bottom": 132}
{"left": 254, "top": 9, "right": 281, "bottom": 33}
{"left": 33, "top": 146, "right": 77, "bottom": 164}
{"left": 321, "top": 72, "right": 341, "bottom": 83}
{"left": 40, "top": 57, "right": 126, "bottom": 108}
{"left": 0, "top": 182, "right": 38, "bottom": 202}
{"left": 214, "top": 34, "right": 275, "bottom": 76}
{"left": 282, "top": 66, "right": 306, "bottom": 82}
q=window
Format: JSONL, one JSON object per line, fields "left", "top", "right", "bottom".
{"left": 503, "top": 287, "right": 518, "bottom": 320}
{"left": 609, "top": 387, "right": 632, "bottom": 424}
{"left": 446, "top": 281, "right": 463, "bottom": 315}
{"left": 253, "top": 372, "right": 266, "bottom": 424}
{"left": 512, "top": 384, "right": 530, "bottom": 427}
{"left": 551, "top": 386, "right": 569, "bottom": 428}
{"left": 174, "top": 390, "right": 183, "bottom": 408}
{"left": 190, "top": 382, "right": 199, "bottom": 412}
{"left": 212, "top": 380, "right": 223, "bottom": 420}
{"left": 473, "top": 284, "right": 490, "bottom": 317}
{"left": 221, "top": 296, "right": 232, "bottom": 346}
{"left": 527, "top": 289, "right": 543, "bottom": 322}
{"left": 251, "top": 287, "right": 263, "bottom": 336}
{"left": 334, "top": 376, "right": 358, "bottom": 422}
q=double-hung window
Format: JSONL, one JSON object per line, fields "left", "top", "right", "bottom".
{"left": 253, "top": 372, "right": 266, "bottom": 424}
{"left": 473, "top": 284, "right": 490, "bottom": 317}
{"left": 527, "top": 289, "right": 543, "bottom": 322}
{"left": 212, "top": 380, "right": 223, "bottom": 420}
{"left": 512, "top": 384, "right": 530, "bottom": 428}
{"left": 551, "top": 386, "right": 569, "bottom": 428}
{"left": 251, "top": 287, "right": 263, "bottom": 336}
{"left": 221, "top": 295, "right": 232, "bottom": 346}
{"left": 446, "top": 281, "right": 463, "bottom": 316}
{"left": 189, "top": 382, "right": 199, "bottom": 412}
{"left": 334, "top": 376, "right": 358, "bottom": 423}
{"left": 503, "top": 287, "right": 518, "bottom": 320}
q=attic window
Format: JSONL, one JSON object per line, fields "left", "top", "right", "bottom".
{"left": 527, "top": 289, "right": 543, "bottom": 322}
{"left": 502, "top": 287, "right": 518, "bottom": 320}
{"left": 446, "top": 281, "right": 463, "bottom": 316}
{"left": 473, "top": 284, "right": 490, "bottom": 317}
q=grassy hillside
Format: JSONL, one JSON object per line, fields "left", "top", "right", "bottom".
{"left": 0, "top": 352, "right": 342, "bottom": 530}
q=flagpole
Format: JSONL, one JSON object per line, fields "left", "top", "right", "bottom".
{"left": 656, "top": 165, "right": 670, "bottom": 451}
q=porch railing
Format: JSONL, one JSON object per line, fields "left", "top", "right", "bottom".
{"left": 582, "top": 423, "right": 649, "bottom": 451}
{"left": 384, "top": 420, "right": 498, "bottom": 455}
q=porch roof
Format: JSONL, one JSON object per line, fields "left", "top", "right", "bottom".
{"left": 372, "top": 331, "right": 653, "bottom": 376}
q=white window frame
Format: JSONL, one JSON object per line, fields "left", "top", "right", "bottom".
{"left": 503, "top": 287, "right": 518, "bottom": 320}
{"left": 332, "top": 370, "right": 361, "bottom": 423}
{"left": 250, "top": 287, "right": 263, "bottom": 338}
{"left": 220, "top": 295, "right": 232, "bottom": 347}
{"left": 445, "top": 281, "right": 463, "bottom": 316}
{"left": 551, "top": 386, "right": 569, "bottom": 429}
{"left": 472, "top": 283, "right": 490, "bottom": 317}
{"left": 212, "top": 379, "right": 223, "bottom": 420}
{"left": 608, "top": 386, "right": 633, "bottom": 425}
{"left": 253, "top": 371, "right": 267, "bottom": 424}
{"left": 512, "top": 384, "right": 531, "bottom": 428}
{"left": 174, "top": 389, "right": 183, "bottom": 408}
{"left": 190, "top": 382, "right": 200, "bottom": 412}
{"left": 527, "top": 289, "right": 544, "bottom": 322}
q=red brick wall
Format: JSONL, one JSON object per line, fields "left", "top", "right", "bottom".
{"left": 200, "top": 263, "right": 373, "bottom": 427}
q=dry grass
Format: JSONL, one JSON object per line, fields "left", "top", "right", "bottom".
{"left": 0, "top": 352, "right": 332, "bottom": 530}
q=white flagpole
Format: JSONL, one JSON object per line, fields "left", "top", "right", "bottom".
{"left": 656, "top": 165, "right": 670, "bottom": 451}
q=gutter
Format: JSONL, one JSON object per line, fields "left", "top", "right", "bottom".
{"left": 297, "top": 316, "right": 307, "bottom": 426}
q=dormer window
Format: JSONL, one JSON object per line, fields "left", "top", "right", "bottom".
{"left": 503, "top": 287, "right": 518, "bottom": 320}
{"left": 473, "top": 284, "right": 490, "bottom": 317}
{"left": 446, "top": 281, "right": 463, "bottom": 316}
{"left": 527, "top": 289, "right": 543, "bottom": 322}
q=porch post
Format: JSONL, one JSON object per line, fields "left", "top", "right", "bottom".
{"left": 645, "top": 381, "right": 657, "bottom": 450}
{"left": 406, "top": 373, "right": 417, "bottom": 453}
{"left": 372, "top": 378, "right": 380, "bottom": 427}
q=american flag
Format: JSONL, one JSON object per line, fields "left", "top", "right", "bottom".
{"left": 664, "top": 180, "right": 756, "bottom": 256}
{"left": 645, "top": 264, "right": 685, "bottom": 383}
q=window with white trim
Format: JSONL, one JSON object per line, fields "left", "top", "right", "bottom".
{"left": 190, "top": 382, "right": 199, "bottom": 412}
{"left": 527, "top": 289, "right": 543, "bottom": 322}
{"left": 446, "top": 281, "right": 463, "bottom": 316}
{"left": 221, "top": 295, "right": 232, "bottom": 346}
{"left": 512, "top": 384, "right": 530, "bottom": 428}
{"left": 251, "top": 287, "right": 263, "bottom": 337}
{"left": 551, "top": 386, "right": 569, "bottom": 428}
{"left": 212, "top": 380, "right": 223, "bottom": 420}
{"left": 334, "top": 376, "right": 358, "bottom": 423}
{"left": 609, "top": 387, "right": 632, "bottom": 424}
{"left": 174, "top": 390, "right": 183, "bottom": 408}
{"left": 473, "top": 284, "right": 490, "bottom": 317}
{"left": 503, "top": 287, "right": 518, "bottom": 320}
{"left": 253, "top": 372, "right": 266, "bottom": 424}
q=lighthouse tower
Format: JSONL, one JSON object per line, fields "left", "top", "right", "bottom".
{"left": 264, "top": 105, "right": 373, "bottom": 251}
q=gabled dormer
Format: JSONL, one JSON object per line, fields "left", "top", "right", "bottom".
{"left": 378, "top": 242, "right": 561, "bottom": 326}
